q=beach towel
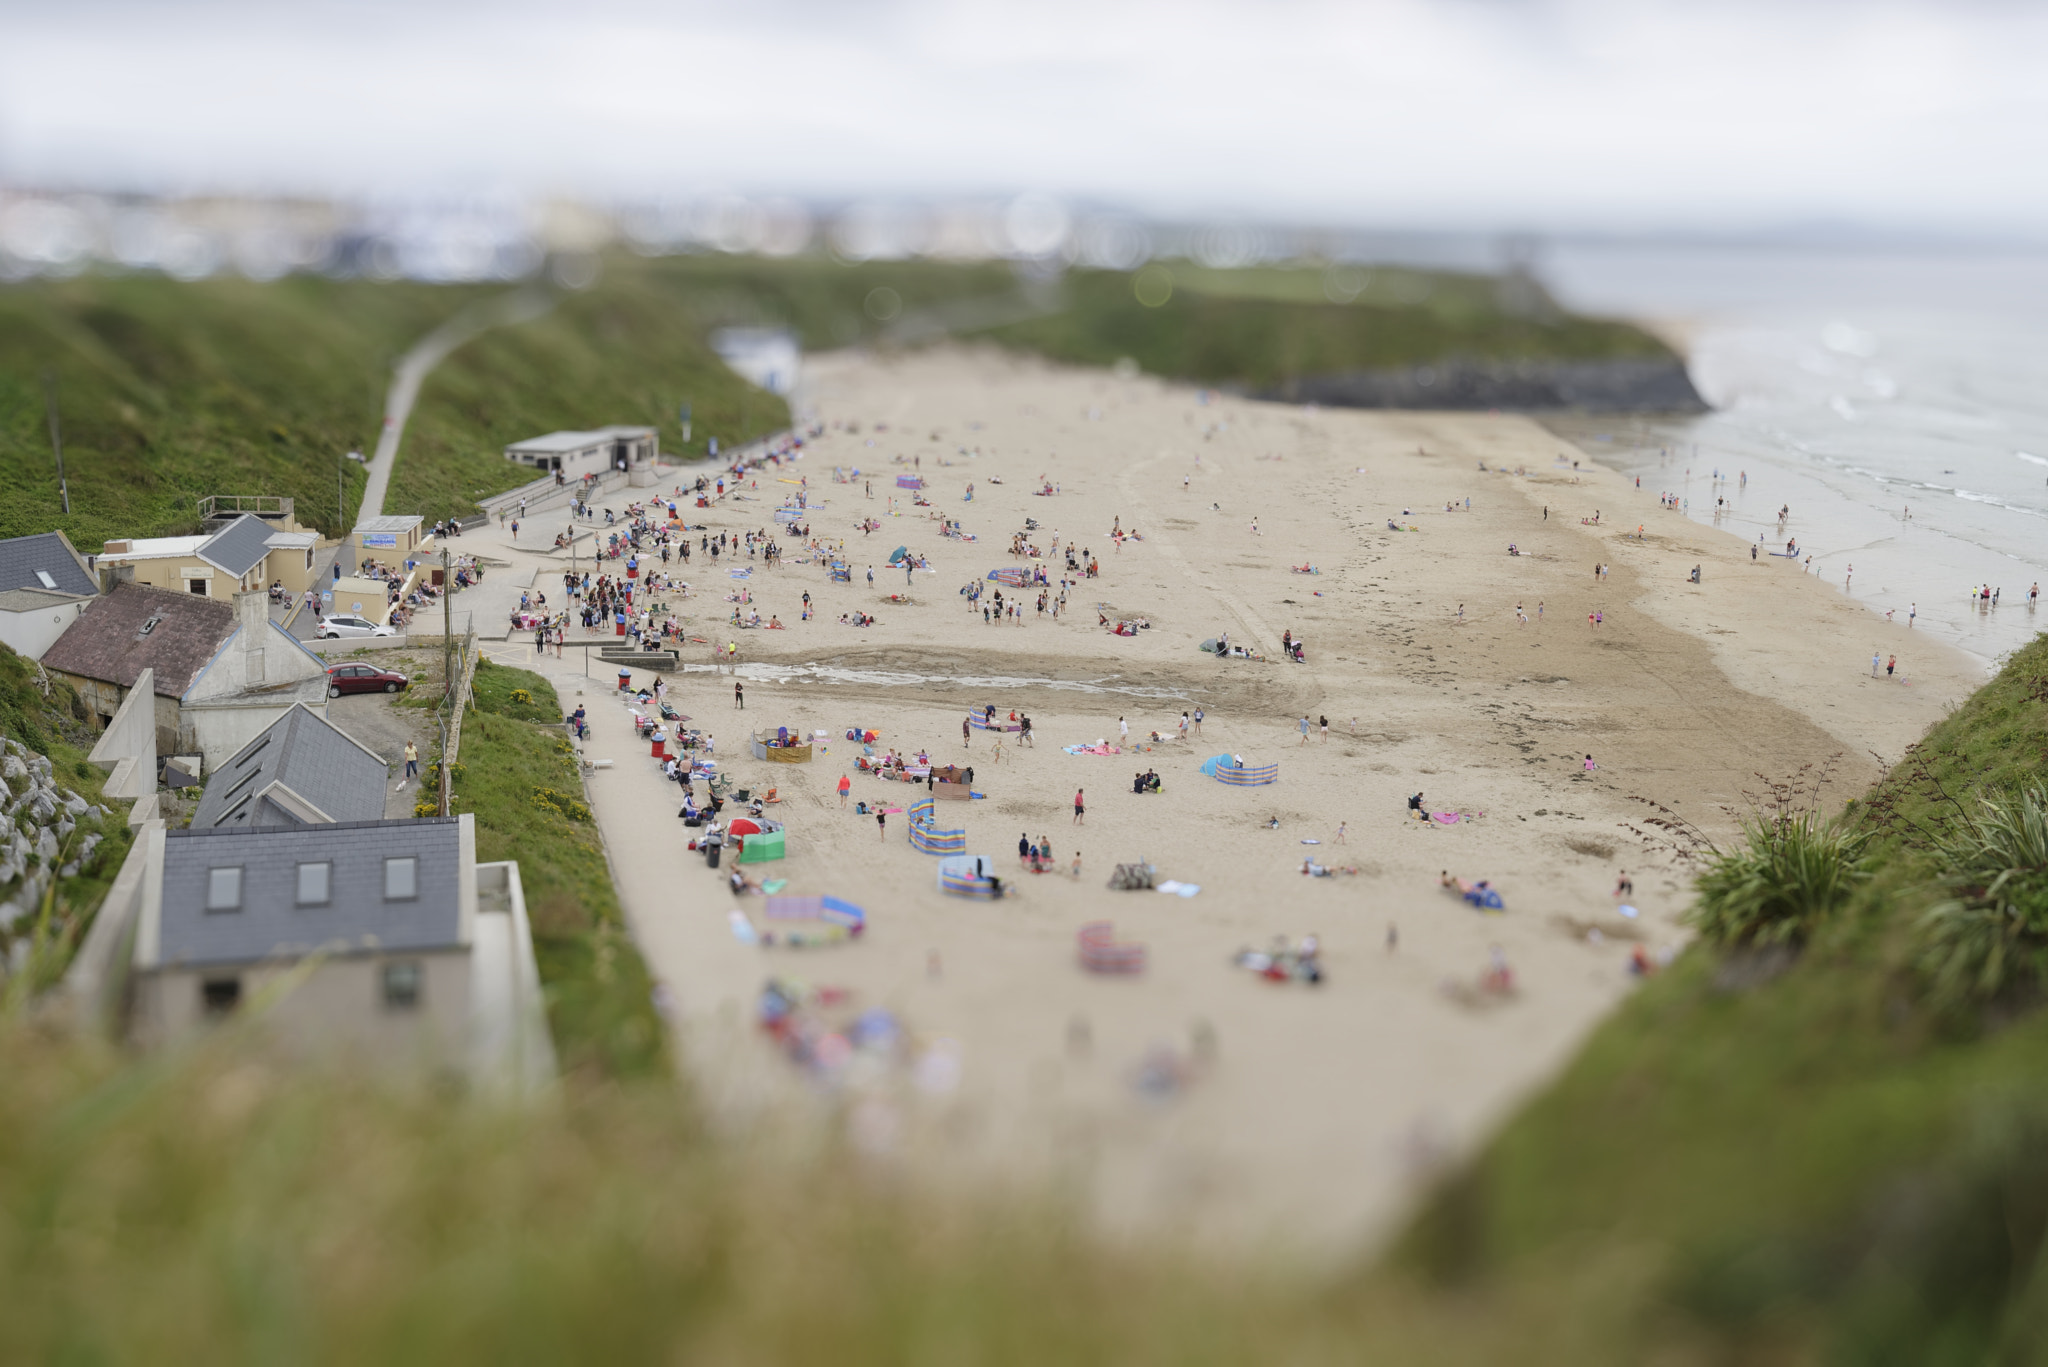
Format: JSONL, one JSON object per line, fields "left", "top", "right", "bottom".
{"left": 1063, "top": 744, "right": 1122, "bottom": 755}
{"left": 1155, "top": 881, "right": 1202, "bottom": 898}
{"left": 1432, "top": 812, "right": 1462, "bottom": 824}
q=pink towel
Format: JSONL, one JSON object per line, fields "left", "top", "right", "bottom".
{"left": 1432, "top": 812, "right": 1462, "bottom": 824}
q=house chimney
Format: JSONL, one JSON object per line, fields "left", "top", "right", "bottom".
{"left": 97, "top": 562, "right": 135, "bottom": 595}
{"left": 236, "top": 590, "right": 269, "bottom": 683}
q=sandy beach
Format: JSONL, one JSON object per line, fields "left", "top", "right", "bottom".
{"left": 487, "top": 346, "right": 1984, "bottom": 1264}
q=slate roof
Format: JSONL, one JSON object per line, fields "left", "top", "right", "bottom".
{"left": 197, "top": 514, "right": 275, "bottom": 578}
{"left": 159, "top": 818, "right": 464, "bottom": 967}
{"left": 40, "top": 582, "right": 236, "bottom": 697}
{"left": 191, "top": 704, "right": 390, "bottom": 830}
{"left": 0, "top": 531, "right": 97, "bottom": 599}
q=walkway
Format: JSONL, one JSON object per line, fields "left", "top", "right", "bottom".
{"left": 356, "top": 286, "right": 556, "bottom": 523}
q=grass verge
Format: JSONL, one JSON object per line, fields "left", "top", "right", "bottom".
{"left": 436, "top": 659, "right": 664, "bottom": 1080}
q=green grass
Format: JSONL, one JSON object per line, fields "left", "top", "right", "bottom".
{"left": 444, "top": 660, "right": 664, "bottom": 1080}
{"left": 1383, "top": 630, "right": 2048, "bottom": 1362}
{"left": 967, "top": 264, "right": 1672, "bottom": 388}
{"left": 0, "top": 267, "right": 789, "bottom": 545}
{"left": 1, "top": 253, "right": 1665, "bottom": 548}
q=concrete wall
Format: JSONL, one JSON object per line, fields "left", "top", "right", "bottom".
{"left": 187, "top": 700, "right": 314, "bottom": 774}
{"left": 88, "top": 665, "right": 159, "bottom": 811}
{"left": 0, "top": 599, "right": 92, "bottom": 660}
{"left": 131, "top": 949, "right": 474, "bottom": 1063}
{"left": 185, "top": 593, "right": 329, "bottom": 703}
{"left": 54, "top": 671, "right": 188, "bottom": 758}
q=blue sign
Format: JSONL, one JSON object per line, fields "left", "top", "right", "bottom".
{"left": 361, "top": 532, "right": 399, "bottom": 549}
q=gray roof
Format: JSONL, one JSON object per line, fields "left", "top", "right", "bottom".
{"left": 0, "top": 531, "right": 97, "bottom": 599}
{"left": 191, "top": 704, "right": 390, "bottom": 830}
{"left": 159, "top": 818, "right": 464, "bottom": 967}
{"left": 198, "top": 514, "right": 275, "bottom": 578}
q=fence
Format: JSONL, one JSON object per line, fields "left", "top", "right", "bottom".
{"left": 1214, "top": 763, "right": 1278, "bottom": 787}
{"left": 906, "top": 798, "right": 967, "bottom": 854}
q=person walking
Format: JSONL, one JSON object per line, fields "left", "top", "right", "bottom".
{"left": 1886, "top": 654, "right": 1897, "bottom": 677}
{"left": 1193, "top": 707, "right": 1204, "bottom": 736}
{"left": 838, "top": 774, "right": 851, "bottom": 807}
{"left": 1319, "top": 715, "right": 1329, "bottom": 743}
{"left": 1119, "top": 716, "right": 1129, "bottom": 745}
{"left": 1073, "top": 789, "right": 1085, "bottom": 825}
{"left": 735, "top": 680, "right": 745, "bottom": 709}
{"left": 1298, "top": 715, "right": 1311, "bottom": 745}
{"left": 1871, "top": 651, "right": 1881, "bottom": 678}
{"left": 877, "top": 808, "right": 888, "bottom": 840}
{"left": 1910, "top": 602, "right": 1917, "bottom": 628}
{"left": 403, "top": 741, "right": 419, "bottom": 780}
{"left": 1336, "top": 821, "right": 1347, "bottom": 845}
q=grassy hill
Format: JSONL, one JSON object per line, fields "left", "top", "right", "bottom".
{"left": 0, "top": 253, "right": 1672, "bottom": 545}
{"left": 1381, "top": 630, "right": 2048, "bottom": 1362}
{"left": 0, "top": 269, "right": 790, "bottom": 545}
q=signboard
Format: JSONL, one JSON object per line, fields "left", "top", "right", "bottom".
{"left": 361, "top": 532, "right": 399, "bottom": 549}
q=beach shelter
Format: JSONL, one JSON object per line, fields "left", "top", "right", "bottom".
{"left": 763, "top": 894, "right": 865, "bottom": 935}
{"left": 896, "top": 475, "right": 923, "bottom": 489}
{"left": 936, "top": 854, "right": 1001, "bottom": 897}
{"left": 887, "top": 545, "right": 910, "bottom": 565}
{"left": 1197, "top": 754, "right": 1233, "bottom": 777}
{"left": 986, "top": 567, "right": 1029, "bottom": 588}
{"left": 737, "top": 829, "right": 786, "bottom": 863}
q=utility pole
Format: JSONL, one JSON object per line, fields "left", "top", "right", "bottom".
{"left": 42, "top": 372, "right": 70, "bottom": 515}
{"left": 440, "top": 544, "right": 453, "bottom": 819}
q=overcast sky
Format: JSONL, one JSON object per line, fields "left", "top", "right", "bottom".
{"left": 3, "top": 0, "right": 2043, "bottom": 233}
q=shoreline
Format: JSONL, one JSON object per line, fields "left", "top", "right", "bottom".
{"left": 473, "top": 345, "right": 1982, "bottom": 1263}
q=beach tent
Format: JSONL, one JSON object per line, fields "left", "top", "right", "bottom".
{"left": 1197, "top": 754, "right": 1234, "bottom": 777}
{"left": 887, "top": 545, "right": 910, "bottom": 564}
{"left": 737, "top": 829, "right": 786, "bottom": 863}
{"left": 905, "top": 799, "right": 967, "bottom": 854}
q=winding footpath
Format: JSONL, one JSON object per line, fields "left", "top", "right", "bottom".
{"left": 357, "top": 286, "right": 555, "bottom": 522}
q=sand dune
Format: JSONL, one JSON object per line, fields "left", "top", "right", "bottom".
{"left": 514, "top": 346, "right": 1981, "bottom": 1263}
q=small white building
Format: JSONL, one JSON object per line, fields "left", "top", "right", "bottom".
{"left": 0, "top": 531, "right": 99, "bottom": 660}
{"left": 503, "top": 426, "right": 659, "bottom": 475}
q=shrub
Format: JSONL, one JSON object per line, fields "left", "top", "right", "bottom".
{"left": 1915, "top": 788, "right": 2048, "bottom": 1009}
{"left": 1687, "top": 812, "right": 1872, "bottom": 948}
{"left": 530, "top": 787, "right": 591, "bottom": 822}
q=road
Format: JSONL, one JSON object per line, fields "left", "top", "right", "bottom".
{"left": 356, "top": 286, "right": 556, "bottom": 523}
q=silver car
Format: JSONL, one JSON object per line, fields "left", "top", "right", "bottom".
{"left": 317, "top": 614, "right": 396, "bottom": 639}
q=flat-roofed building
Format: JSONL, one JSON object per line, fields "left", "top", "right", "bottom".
{"left": 503, "top": 426, "right": 659, "bottom": 475}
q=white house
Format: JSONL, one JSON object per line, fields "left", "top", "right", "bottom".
{"left": 0, "top": 531, "right": 98, "bottom": 660}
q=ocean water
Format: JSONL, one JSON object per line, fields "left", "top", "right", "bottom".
{"left": 1540, "top": 244, "right": 2048, "bottom": 666}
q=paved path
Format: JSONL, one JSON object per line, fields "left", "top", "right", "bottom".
{"left": 357, "top": 286, "right": 555, "bottom": 523}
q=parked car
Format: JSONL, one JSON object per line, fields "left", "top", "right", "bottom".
{"left": 326, "top": 663, "right": 410, "bottom": 697}
{"left": 317, "top": 614, "right": 395, "bottom": 639}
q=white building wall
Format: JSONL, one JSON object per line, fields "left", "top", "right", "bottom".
{"left": 0, "top": 599, "right": 91, "bottom": 660}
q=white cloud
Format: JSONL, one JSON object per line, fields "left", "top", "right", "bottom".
{"left": 2, "top": 0, "right": 2044, "bottom": 230}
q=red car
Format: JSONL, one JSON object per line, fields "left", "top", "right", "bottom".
{"left": 326, "top": 663, "right": 410, "bottom": 697}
